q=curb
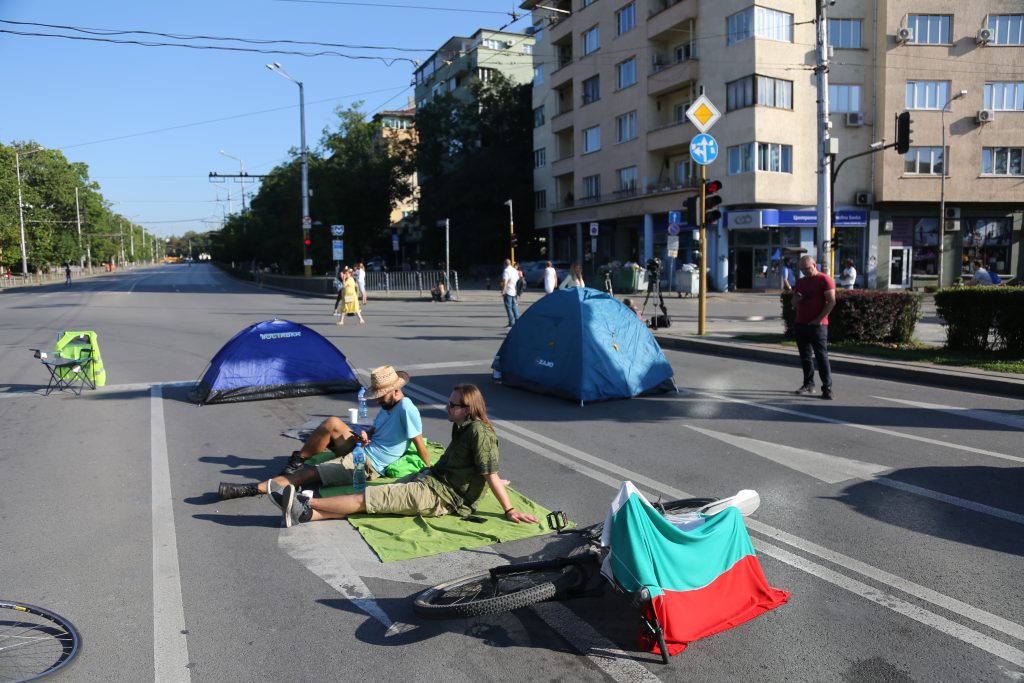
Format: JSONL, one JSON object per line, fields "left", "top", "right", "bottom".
{"left": 655, "top": 335, "right": 1024, "bottom": 399}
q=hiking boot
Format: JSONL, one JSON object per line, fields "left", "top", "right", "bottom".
{"left": 282, "top": 485, "right": 313, "bottom": 528}
{"left": 822, "top": 387, "right": 835, "bottom": 400}
{"left": 277, "top": 451, "right": 305, "bottom": 477}
{"left": 266, "top": 478, "right": 287, "bottom": 510}
{"left": 794, "top": 384, "right": 815, "bottom": 395}
{"left": 218, "top": 482, "right": 260, "bottom": 500}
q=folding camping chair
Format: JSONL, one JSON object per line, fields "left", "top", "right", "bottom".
{"left": 33, "top": 347, "right": 96, "bottom": 396}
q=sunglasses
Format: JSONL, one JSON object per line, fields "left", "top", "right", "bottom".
{"left": 447, "top": 402, "right": 467, "bottom": 410}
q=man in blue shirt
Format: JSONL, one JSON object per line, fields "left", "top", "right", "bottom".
{"left": 218, "top": 366, "right": 430, "bottom": 500}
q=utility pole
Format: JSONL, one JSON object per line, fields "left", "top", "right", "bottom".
{"left": 814, "top": 0, "right": 834, "bottom": 274}
{"left": 74, "top": 187, "right": 84, "bottom": 269}
{"left": 129, "top": 224, "right": 135, "bottom": 261}
{"left": 118, "top": 221, "right": 125, "bottom": 266}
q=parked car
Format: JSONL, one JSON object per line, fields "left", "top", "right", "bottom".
{"left": 522, "top": 261, "right": 569, "bottom": 289}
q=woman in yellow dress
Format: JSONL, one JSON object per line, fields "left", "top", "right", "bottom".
{"left": 338, "top": 269, "right": 364, "bottom": 325}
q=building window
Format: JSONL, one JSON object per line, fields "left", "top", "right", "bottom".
{"left": 673, "top": 101, "right": 691, "bottom": 123}
{"left": 906, "top": 80, "right": 950, "bottom": 110}
{"left": 582, "top": 174, "right": 601, "bottom": 199}
{"left": 478, "top": 67, "right": 495, "bottom": 82}
{"left": 829, "top": 84, "right": 862, "bottom": 112}
{"left": 534, "top": 65, "right": 544, "bottom": 86}
{"left": 904, "top": 146, "right": 945, "bottom": 175}
{"left": 616, "top": 57, "right": 637, "bottom": 89}
{"left": 984, "top": 82, "right": 1024, "bottom": 111}
{"left": 534, "top": 148, "right": 547, "bottom": 168}
{"left": 963, "top": 218, "right": 1011, "bottom": 275}
{"left": 522, "top": 44, "right": 534, "bottom": 55}
{"left": 981, "top": 147, "right": 1024, "bottom": 176}
{"left": 582, "top": 26, "right": 600, "bottom": 55}
{"left": 674, "top": 158, "right": 696, "bottom": 185}
{"left": 728, "top": 143, "right": 754, "bottom": 174}
{"left": 533, "top": 106, "right": 546, "bottom": 128}
{"left": 726, "top": 75, "right": 792, "bottom": 111}
{"left": 757, "top": 142, "right": 793, "bottom": 173}
{"left": 583, "top": 125, "right": 601, "bottom": 153}
{"left": 988, "top": 15, "right": 1024, "bottom": 45}
{"left": 616, "top": 166, "right": 638, "bottom": 193}
{"left": 829, "top": 19, "right": 862, "bottom": 48}
{"left": 582, "top": 75, "right": 601, "bottom": 105}
{"left": 582, "top": 0, "right": 596, "bottom": 6}
{"left": 616, "top": 111, "right": 637, "bottom": 142}
{"left": 616, "top": 3, "right": 636, "bottom": 35}
{"left": 727, "top": 7, "right": 793, "bottom": 45}
{"left": 907, "top": 15, "right": 951, "bottom": 44}
{"left": 534, "top": 190, "right": 547, "bottom": 210}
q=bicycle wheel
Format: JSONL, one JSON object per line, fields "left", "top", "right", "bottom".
{"left": 0, "top": 601, "right": 81, "bottom": 683}
{"left": 414, "top": 562, "right": 585, "bottom": 620}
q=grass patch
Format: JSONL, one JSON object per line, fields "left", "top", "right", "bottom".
{"left": 733, "top": 334, "right": 1024, "bottom": 374}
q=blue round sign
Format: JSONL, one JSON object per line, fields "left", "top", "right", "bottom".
{"left": 690, "top": 133, "right": 719, "bottom": 166}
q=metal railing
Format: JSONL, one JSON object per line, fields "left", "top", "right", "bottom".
{"left": 255, "top": 270, "right": 460, "bottom": 298}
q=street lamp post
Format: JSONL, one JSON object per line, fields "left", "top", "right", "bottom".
{"left": 219, "top": 150, "right": 247, "bottom": 212}
{"left": 504, "top": 199, "right": 515, "bottom": 264}
{"left": 266, "top": 61, "right": 312, "bottom": 277}
{"left": 938, "top": 89, "right": 968, "bottom": 289}
{"left": 15, "top": 145, "right": 44, "bottom": 276}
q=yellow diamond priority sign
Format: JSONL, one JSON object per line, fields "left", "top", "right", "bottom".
{"left": 686, "top": 95, "right": 721, "bottom": 133}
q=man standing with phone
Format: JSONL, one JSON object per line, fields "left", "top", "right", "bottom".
{"left": 792, "top": 256, "right": 836, "bottom": 400}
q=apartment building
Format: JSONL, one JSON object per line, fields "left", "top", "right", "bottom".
{"left": 371, "top": 105, "right": 418, "bottom": 234}
{"left": 523, "top": 0, "right": 1022, "bottom": 290}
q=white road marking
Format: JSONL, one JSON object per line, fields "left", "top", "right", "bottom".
{"left": 875, "top": 396, "right": 1024, "bottom": 431}
{"left": 678, "top": 387, "right": 1024, "bottom": 465}
{"left": 151, "top": 384, "right": 192, "bottom": 682}
{"left": 686, "top": 425, "right": 1024, "bottom": 526}
{"left": 400, "top": 360, "right": 496, "bottom": 370}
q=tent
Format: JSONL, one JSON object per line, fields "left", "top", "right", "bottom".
{"left": 491, "top": 288, "right": 675, "bottom": 404}
{"left": 193, "top": 319, "right": 361, "bottom": 404}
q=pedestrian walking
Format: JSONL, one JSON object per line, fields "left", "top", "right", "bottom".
{"left": 332, "top": 265, "right": 345, "bottom": 315}
{"left": 792, "top": 256, "right": 836, "bottom": 400}
{"left": 838, "top": 259, "right": 857, "bottom": 289}
{"left": 338, "top": 268, "right": 365, "bottom": 325}
{"left": 500, "top": 258, "right": 520, "bottom": 327}
{"left": 355, "top": 262, "right": 368, "bottom": 304}
{"left": 64, "top": 263, "right": 72, "bottom": 286}
{"left": 543, "top": 261, "right": 557, "bottom": 295}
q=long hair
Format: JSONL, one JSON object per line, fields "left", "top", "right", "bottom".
{"left": 453, "top": 384, "right": 494, "bottom": 433}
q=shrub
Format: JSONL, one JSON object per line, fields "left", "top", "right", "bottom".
{"left": 781, "top": 290, "right": 922, "bottom": 344}
{"left": 935, "top": 287, "right": 1024, "bottom": 354}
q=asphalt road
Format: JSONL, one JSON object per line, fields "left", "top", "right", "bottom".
{"left": 1, "top": 264, "right": 1021, "bottom": 683}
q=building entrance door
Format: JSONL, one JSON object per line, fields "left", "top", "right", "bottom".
{"left": 735, "top": 249, "right": 753, "bottom": 289}
{"left": 889, "top": 246, "right": 912, "bottom": 288}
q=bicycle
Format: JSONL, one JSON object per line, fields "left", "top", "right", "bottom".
{"left": 413, "top": 489, "right": 760, "bottom": 664}
{"left": 0, "top": 600, "right": 81, "bottom": 682}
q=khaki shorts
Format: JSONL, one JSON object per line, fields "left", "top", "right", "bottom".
{"left": 364, "top": 473, "right": 448, "bottom": 518}
{"left": 315, "top": 451, "right": 383, "bottom": 487}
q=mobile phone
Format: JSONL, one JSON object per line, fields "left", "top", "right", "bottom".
{"left": 462, "top": 515, "right": 487, "bottom": 524}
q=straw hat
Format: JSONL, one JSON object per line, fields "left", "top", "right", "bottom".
{"left": 363, "top": 365, "right": 410, "bottom": 399}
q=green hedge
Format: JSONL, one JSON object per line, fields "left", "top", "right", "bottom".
{"left": 781, "top": 290, "right": 922, "bottom": 344}
{"left": 934, "top": 287, "right": 1024, "bottom": 354}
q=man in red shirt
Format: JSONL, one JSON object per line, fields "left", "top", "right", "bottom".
{"left": 792, "top": 256, "right": 836, "bottom": 400}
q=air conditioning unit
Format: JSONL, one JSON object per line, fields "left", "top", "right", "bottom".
{"left": 505, "top": 40, "right": 516, "bottom": 48}
{"left": 976, "top": 109, "right": 995, "bottom": 123}
{"left": 896, "top": 26, "right": 914, "bottom": 44}
{"left": 846, "top": 112, "right": 866, "bottom": 127}
{"left": 854, "top": 192, "right": 873, "bottom": 206}
{"left": 976, "top": 27, "right": 994, "bottom": 44}
{"left": 945, "top": 207, "right": 961, "bottom": 219}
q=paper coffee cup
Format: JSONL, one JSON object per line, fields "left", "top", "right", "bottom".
{"left": 348, "top": 408, "right": 359, "bottom": 424}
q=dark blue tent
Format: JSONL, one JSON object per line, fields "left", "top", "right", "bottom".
{"left": 492, "top": 288, "right": 675, "bottom": 404}
{"left": 193, "top": 319, "right": 361, "bottom": 404}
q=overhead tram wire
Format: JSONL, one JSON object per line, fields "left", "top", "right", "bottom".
{"left": 273, "top": 0, "right": 511, "bottom": 15}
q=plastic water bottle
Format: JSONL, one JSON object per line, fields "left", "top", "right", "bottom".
{"left": 352, "top": 446, "right": 367, "bottom": 492}
{"left": 358, "top": 386, "right": 368, "bottom": 419}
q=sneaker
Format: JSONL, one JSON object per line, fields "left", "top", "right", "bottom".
{"left": 282, "top": 485, "right": 313, "bottom": 528}
{"left": 218, "top": 482, "right": 260, "bottom": 500}
{"left": 266, "top": 478, "right": 288, "bottom": 510}
{"left": 277, "top": 451, "right": 305, "bottom": 477}
{"left": 822, "top": 387, "right": 835, "bottom": 400}
{"left": 794, "top": 384, "right": 815, "bottom": 395}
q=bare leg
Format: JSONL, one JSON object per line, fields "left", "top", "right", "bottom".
{"left": 256, "top": 467, "right": 322, "bottom": 494}
{"left": 300, "top": 417, "right": 356, "bottom": 459}
{"left": 308, "top": 492, "right": 367, "bottom": 520}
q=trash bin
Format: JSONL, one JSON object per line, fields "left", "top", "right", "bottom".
{"left": 673, "top": 265, "right": 699, "bottom": 297}
{"left": 615, "top": 266, "right": 642, "bottom": 294}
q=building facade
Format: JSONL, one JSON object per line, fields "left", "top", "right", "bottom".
{"left": 523, "top": 0, "right": 1022, "bottom": 290}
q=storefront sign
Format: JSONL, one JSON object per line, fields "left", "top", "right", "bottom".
{"left": 727, "top": 209, "right": 867, "bottom": 229}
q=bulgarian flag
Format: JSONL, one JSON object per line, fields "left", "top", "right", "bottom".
{"left": 600, "top": 482, "right": 790, "bottom": 656}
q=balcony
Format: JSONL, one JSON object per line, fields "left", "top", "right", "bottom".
{"left": 552, "top": 154, "right": 575, "bottom": 176}
{"left": 648, "top": 56, "right": 698, "bottom": 98}
{"left": 648, "top": 0, "right": 696, "bottom": 41}
{"left": 647, "top": 118, "right": 694, "bottom": 154}
{"left": 551, "top": 109, "right": 574, "bottom": 132}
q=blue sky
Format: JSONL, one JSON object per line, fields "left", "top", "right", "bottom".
{"left": 1, "top": 1, "right": 526, "bottom": 237}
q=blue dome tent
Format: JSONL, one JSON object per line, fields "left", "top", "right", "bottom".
{"left": 193, "top": 319, "right": 361, "bottom": 404}
{"left": 492, "top": 288, "right": 675, "bottom": 404}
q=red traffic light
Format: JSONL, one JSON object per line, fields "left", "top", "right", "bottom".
{"left": 304, "top": 238, "right": 312, "bottom": 246}
{"left": 705, "top": 179, "right": 723, "bottom": 194}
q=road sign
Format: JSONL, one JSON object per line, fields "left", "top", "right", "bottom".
{"left": 330, "top": 224, "right": 345, "bottom": 237}
{"left": 667, "top": 235, "right": 680, "bottom": 257}
{"left": 302, "top": 216, "right": 312, "bottom": 226}
{"left": 690, "top": 133, "right": 719, "bottom": 166}
{"left": 686, "top": 95, "right": 722, "bottom": 133}
{"left": 303, "top": 258, "right": 313, "bottom": 266}
{"left": 668, "top": 210, "right": 681, "bottom": 235}
{"left": 589, "top": 222, "right": 599, "bottom": 237}
{"left": 392, "top": 233, "right": 400, "bottom": 252}
{"left": 332, "top": 240, "right": 344, "bottom": 261}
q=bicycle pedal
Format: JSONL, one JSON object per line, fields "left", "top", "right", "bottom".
{"left": 546, "top": 510, "right": 569, "bottom": 533}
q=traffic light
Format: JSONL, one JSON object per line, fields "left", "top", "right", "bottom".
{"left": 684, "top": 195, "right": 699, "bottom": 226}
{"left": 895, "top": 111, "right": 913, "bottom": 155}
{"left": 304, "top": 236, "right": 312, "bottom": 247}
{"left": 703, "top": 179, "right": 723, "bottom": 224}
{"left": 510, "top": 234, "right": 518, "bottom": 248}
{"left": 834, "top": 232, "right": 845, "bottom": 248}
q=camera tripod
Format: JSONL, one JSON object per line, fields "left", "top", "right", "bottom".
{"left": 640, "top": 268, "right": 670, "bottom": 329}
